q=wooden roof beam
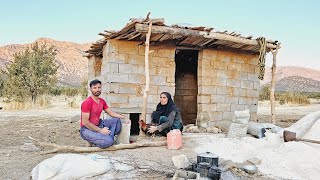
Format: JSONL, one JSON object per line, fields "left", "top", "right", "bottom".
{"left": 135, "top": 24, "right": 278, "bottom": 49}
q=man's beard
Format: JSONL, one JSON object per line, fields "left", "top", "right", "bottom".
{"left": 93, "top": 91, "right": 101, "bottom": 96}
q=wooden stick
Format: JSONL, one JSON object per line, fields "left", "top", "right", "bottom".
{"left": 140, "top": 19, "right": 153, "bottom": 136}
{"left": 270, "top": 43, "right": 280, "bottom": 124}
{"left": 28, "top": 136, "right": 166, "bottom": 155}
{"left": 135, "top": 24, "right": 278, "bottom": 49}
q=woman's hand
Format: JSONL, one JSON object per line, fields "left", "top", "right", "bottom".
{"left": 148, "top": 126, "right": 158, "bottom": 133}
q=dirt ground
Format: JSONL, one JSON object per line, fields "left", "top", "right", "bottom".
{"left": 1, "top": 98, "right": 320, "bottom": 180}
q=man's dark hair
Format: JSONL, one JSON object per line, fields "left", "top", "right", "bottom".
{"left": 89, "top": 79, "right": 101, "bottom": 87}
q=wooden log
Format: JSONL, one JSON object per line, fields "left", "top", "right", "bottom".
{"left": 270, "top": 44, "right": 280, "bottom": 124}
{"left": 135, "top": 24, "right": 278, "bottom": 49}
{"left": 140, "top": 21, "right": 152, "bottom": 136}
{"left": 284, "top": 111, "right": 320, "bottom": 139}
{"left": 29, "top": 136, "right": 166, "bottom": 154}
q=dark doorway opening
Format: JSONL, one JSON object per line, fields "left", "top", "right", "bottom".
{"left": 130, "top": 113, "right": 140, "bottom": 135}
{"left": 174, "top": 49, "right": 198, "bottom": 125}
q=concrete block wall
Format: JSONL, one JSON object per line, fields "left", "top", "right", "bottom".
{"left": 198, "top": 49, "right": 259, "bottom": 125}
{"left": 95, "top": 39, "right": 176, "bottom": 122}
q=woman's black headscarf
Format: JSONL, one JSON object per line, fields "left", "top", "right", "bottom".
{"left": 154, "top": 92, "right": 179, "bottom": 117}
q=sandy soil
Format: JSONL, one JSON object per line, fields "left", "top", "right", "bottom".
{"left": 1, "top": 98, "right": 319, "bottom": 180}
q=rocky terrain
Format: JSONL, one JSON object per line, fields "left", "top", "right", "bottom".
{"left": 262, "top": 66, "right": 320, "bottom": 92}
{"left": 0, "top": 38, "right": 91, "bottom": 86}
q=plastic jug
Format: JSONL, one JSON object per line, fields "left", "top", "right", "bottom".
{"left": 167, "top": 129, "right": 182, "bottom": 150}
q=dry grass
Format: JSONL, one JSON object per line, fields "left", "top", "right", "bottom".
{"left": 3, "top": 95, "right": 52, "bottom": 110}
{"left": 3, "top": 101, "right": 32, "bottom": 110}
{"left": 66, "top": 95, "right": 82, "bottom": 109}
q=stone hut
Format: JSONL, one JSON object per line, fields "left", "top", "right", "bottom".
{"left": 85, "top": 17, "right": 278, "bottom": 133}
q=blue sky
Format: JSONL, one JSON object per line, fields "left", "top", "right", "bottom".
{"left": 1, "top": 0, "right": 319, "bottom": 68}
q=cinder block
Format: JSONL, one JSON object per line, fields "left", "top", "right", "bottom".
{"left": 246, "top": 89, "right": 259, "bottom": 98}
{"left": 241, "top": 80, "right": 254, "bottom": 89}
{"left": 118, "top": 41, "right": 139, "bottom": 54}
{"left": 109, "top": 83, "right": 119, "bottom": 93}
{"left": 238, "top": 88, "right": 247, "bottom": 97}
{"left": 107, "top": 94, "right": 128, "bottom": 103}
{"left": 107, "top": 73, "right": 129, "bottom": 83}
{"left": 202, "top": 49, "right": 218, "bottom": 59}
{"left": 158, "top": 86, "right": 175, "bottom": 95}
{"left": 248, "top": 73, "right": 259, "bottom": 81}
{"left": 201, "top": 104, "right": 217, "bottom": 112}
{"left": 129, "top": 95, "right": 143, "bottom": 104}
{"left": 240, "top": 72, "right": 248, "bottom": 80}
{"left": 128, "top": 74, "right": 145, "bottom": 84}
{"left": 217, "top": 86, "right": 227, "bottom": 95}
{"left": 225, "top": 96, "right": 239, "bottom": 104}
{"left": 108, "top": 53, "right": 126, "bottom": 63}
{"left": 201, "top": 86, "right": 217, "bottom": 94}
{"left": 157, "top": 48, "right": 175, "bottom": 59}
{"left": 198, "top": 95, "right": 211, "bottom": 104}
{"left": 150, "top": 76, "right": 166, "bottom": 86}
{"left": 208, "top": 112, "right": 223, "bottom": 121}
{"left": 231, "top": 104, "right": 245, "bottom": 112}
{"left": 227, "top": 79, "right": 241, "bottom": 88}
{"left": 253, "top": 81, "right": 260, "bottom": 90}
{"left": 211, "top": 94, "right": 225, "bottom": 103}
{"left": 119, "top": 84, "right": 141, "bottom": 94}
{"left": 127, "top": 54, "right": 145, "bottom": 65}
{"left": 119, "top": 64, "right": 138, "bottom": 74}
{"left": 223, "top": 112, "right": 234, "bottom": 121}
{"left": 216, "top": 103, "right": 231, "bottom": 112}
{"left": 212, "top": 77, "right": 227, "bottom": 86}
{"left": 239, "top": 97, "right": 252, "bottom": 105}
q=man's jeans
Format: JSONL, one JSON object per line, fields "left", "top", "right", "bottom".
{"left": 80, "top": 118, "right": 122, "bottom": 148}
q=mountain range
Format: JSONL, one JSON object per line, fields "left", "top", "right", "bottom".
{"left": 1, "top": 38, "right": 320, "bottom": 92}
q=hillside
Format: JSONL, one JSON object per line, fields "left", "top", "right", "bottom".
{"left": 0, "top": 38, "right": 91, "bottom": 86}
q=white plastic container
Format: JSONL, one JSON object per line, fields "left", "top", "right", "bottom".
{"left": 115, "top": 122, "right": 131, "bottom": 144}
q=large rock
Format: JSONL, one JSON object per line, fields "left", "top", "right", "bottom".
{"left": 172, "top": 154, "right": 191, "bottom": 169}
{"left": 227, "top": 123, "right": 248, "bottom": 138}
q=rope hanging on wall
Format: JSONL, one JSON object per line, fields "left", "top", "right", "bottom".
{"left": 257, "top": 37, "right": 267, "bottom": 80}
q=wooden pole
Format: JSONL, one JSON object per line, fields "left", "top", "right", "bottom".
{"left": 28, "top": 136, "right": 166, "bottom": 154}
{"left": 270, "top": 44, "right": 280, "bottom": 124}
{"left": 139, "top": 20, "right": 152, "bottom": 135}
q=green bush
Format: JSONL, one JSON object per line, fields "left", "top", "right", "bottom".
{"left": 259, "top": 86, "right": 310, "bottom": 105}
{"left": 50, "top": 87, "right": 63, "bottom": 96}
{"left": 62, "top": 87, "right": 79, "bottom": 97}
{"left": 259, "top": 86, "right": 270, "bottom": 101}
{"left": 80, "top": 79, "right": 88, "bottom": 99}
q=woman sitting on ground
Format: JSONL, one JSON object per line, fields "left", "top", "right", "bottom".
{"left": 147, "top": 92, "right": 183, "bottom": 136}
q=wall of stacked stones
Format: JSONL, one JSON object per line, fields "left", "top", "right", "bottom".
{"left": 197, "top": 49, "right": 260, "bottom": 126}
{"left": 88, "top": 39, "right": 260, "bottom": 125}
{"left": 99, "top": 39, "right": 176, "bottom": 122}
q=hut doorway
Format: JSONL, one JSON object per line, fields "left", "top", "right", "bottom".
{"left": 174, "top": 49, "right": 198, "bottom": 125}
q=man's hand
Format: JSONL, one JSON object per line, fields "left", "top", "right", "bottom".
{"left": 148, "top": 126, "right": 158, "bottom": 133}
{"left": 124, "top": 117, "right": 131, "bottom": 124}
{"left": 99, "top": 127, "right": 111, "bottom": 135}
